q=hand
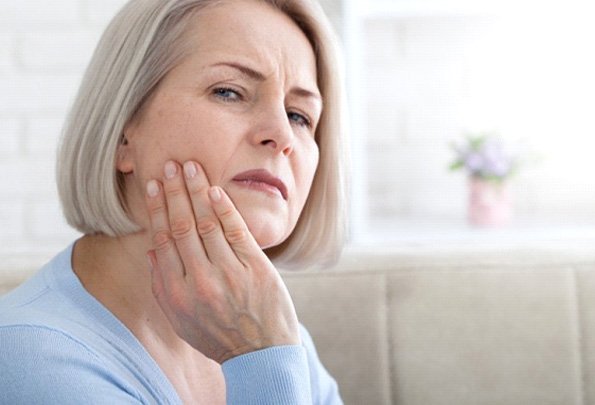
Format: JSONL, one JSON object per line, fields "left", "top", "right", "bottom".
{"left": 145, "top": 160, "right": 300, "bottom": 364}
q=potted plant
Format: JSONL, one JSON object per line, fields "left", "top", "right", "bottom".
{"left": 450, "top": 132, "right": 520, "bottom": 227}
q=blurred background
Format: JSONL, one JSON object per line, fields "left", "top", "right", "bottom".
{"left": 1, "top": 0, "right": 595, "bottom": 261}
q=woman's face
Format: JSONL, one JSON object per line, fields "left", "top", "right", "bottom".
{"left": 119, "top": 0, "right": 322, "bottom": 249}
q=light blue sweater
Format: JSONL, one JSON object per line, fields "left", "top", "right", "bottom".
{"left": 0, "top": 243, "right": 342, "bottom": 404}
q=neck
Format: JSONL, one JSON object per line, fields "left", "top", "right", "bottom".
{"left": 72, "top": 232, "right": 183, "bottom": 348}
{"left": 72, "top": 233, "right": 226, "bottom": 401}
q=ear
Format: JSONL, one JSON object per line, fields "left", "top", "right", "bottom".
{"left": 116, "top": 125, "right": 135, "bottom": 174}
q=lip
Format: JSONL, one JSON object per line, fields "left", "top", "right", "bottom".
{"left": 232, "top": 169, "right": 288, "bottom": 200}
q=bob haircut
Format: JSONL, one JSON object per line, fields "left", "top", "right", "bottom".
{"left": 57, "top": 0, "right": 347, "bottom": 269}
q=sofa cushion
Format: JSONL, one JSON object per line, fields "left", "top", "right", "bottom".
{"left": 387, "top": 266, "right": 582, "bottom": 404}
{"left": 576, "top": 264, "right": 595, "bottom": 405}
{"left": 283, "top": 271, "right": 392, "bottom": 404}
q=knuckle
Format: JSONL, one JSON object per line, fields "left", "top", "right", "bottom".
{"left": 148, "top": 203, "right": 166, "bottom": 218}
{"left": 218, "top": 207, "right": 235, "bottom": 221}
{"left": 224, "top": 228, "right": 247, "bottom": 245}
{"left": 188, "top": 183, "right": 209, "bottom": 198}
{"left": 152, "top": 230, "right": 172, "bottom": 251}
{"left": 196, "top": 216, "right": 219, "bottom": 238}
{"left": 165, "top": 184, "right": 187, "bottom": 199}
{"left": 169, "top": 217, "right": 195, "bottom": 241}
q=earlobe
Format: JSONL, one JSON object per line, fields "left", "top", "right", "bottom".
{"left": 116, "top": 135, "right": 134, "bottom": 174}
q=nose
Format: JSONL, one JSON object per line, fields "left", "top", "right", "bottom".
{"left": 251, "top": 102, "right": 294, "bottom": 156}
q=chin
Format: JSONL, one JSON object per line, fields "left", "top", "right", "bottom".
{"left": 241, "top": 211, "right": 291, "bottom": 250}
{"left": 227, "top": 190, "right": 293, "bottom": 249}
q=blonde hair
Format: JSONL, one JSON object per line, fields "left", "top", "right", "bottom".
{"left": 57, "top": 0, "right": 347, "bottom": 269}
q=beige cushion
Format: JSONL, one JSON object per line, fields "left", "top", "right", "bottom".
{"left": 386, "top": 267, "right": 581, "bottom": 404}
{"left": 284, "top": 272, "right": 391, "bottom": 404}
{"left": 577, "top": 264, "right": 595, "bottom": 405}
{"left": 282, "top": 253, "right": 593, "bottom": 404}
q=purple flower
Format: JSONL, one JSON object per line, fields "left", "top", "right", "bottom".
{"left": 483, "top": 156, "right": 510, "bottom": 177}
{"left": 464, "top": 152, "right": 484, "bottom": 173}
{"left": 450, "top": 134, "right": 519, "bottom": 181}
{"left": 480, "top": 139, "right": 511, "bottom": 177}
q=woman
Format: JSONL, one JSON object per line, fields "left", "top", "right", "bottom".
{"left": 0, "top": 0, "right": 346, "bottom": 403}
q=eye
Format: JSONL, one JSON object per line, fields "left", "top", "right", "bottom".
{"left": 212, "top": 87, "right": 242, "bottom": 102}
{"left": 288, "top": 111, "right": 312, "bottom": 129}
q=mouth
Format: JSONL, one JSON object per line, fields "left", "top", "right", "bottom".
{"left": 232, "top": 169, "right": 288, "bottom": 200}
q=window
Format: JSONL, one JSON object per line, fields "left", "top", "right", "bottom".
{"left": 338, "top": 0, "right": 595, "bottom": 246}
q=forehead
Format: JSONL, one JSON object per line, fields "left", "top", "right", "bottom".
{"left": 182, "top": 0, "right": 318, "bottom": 85}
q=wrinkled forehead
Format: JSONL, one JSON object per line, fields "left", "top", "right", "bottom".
{"left": 180, "top": 0, "right": 319, "bottom": 89}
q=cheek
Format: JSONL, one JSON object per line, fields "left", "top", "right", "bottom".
{"left": 134, "top": 105, "right": 232, "bottom": 182}
{"left": 134, "top": 134, "right": 189, "bottom": 182}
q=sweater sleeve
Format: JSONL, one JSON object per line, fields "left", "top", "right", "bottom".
{"left": 222, "top": 345, "right": 312, "bottom": 404}
{"left": 0, "top": 325, "right": 145, "bottom": 405}
{"left": 221, "top": 324, "right": 343, "bottom": 405}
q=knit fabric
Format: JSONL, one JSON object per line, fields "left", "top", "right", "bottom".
{"left": 0, "top": 243, "right": 342, "bottom": 404}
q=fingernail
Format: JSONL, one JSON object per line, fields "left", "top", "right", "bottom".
{"left": 164, "top": 161, "right": 177, "bottom": 179}
{"left": 147, "top": 180, "right": 159, "bottom": 197}
{"left": 184, "top": 161, "right": 197, "bottom": 179}
{"left": 209, "top": 186, "right": 221, "bottom": 202}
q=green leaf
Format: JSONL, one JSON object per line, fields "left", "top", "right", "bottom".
{"left": 449, "top": 161, "right": 464, "bottom": 171}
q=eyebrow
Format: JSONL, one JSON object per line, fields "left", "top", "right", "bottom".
{"left": 208, "top": 62, "right": 322, "bottom": 103}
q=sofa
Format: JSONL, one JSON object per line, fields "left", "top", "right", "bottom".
{"left": 2, "top": 240, "right": 594, "bottom": 405}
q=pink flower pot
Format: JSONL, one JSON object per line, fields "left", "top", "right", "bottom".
{"left": 468, "top": 177, "right": 512, "bottom": 227}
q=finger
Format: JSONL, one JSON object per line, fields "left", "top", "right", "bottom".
{"left": 183, "top": 161, "right": 237, "bottom": 264}
{"left": 147, "top": 249, "right": 190, "bottom": 335}
{"left": 145, "top": 179, "right": 185, "bottom": 286}
{"left": 146, "top": 250, "right": 166, "bottom": 304}
{"left": 208, "top": 186, "right": 265, "bottom": 265}
{"left": 162, "top": 161, "right": 208, "bottom": 269}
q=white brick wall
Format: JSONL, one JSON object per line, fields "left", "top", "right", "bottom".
{"left": 0, "top": 0, "right": 122, "bottom": 257}
{"left": 26, "top": 116, "right": 64, "bottom": 155}
{"left": 0, "top": 118, "right": 21, "bottom": 155}
{"left": 81, "top": 0, "right": 133, "bottom": 27}
{"left": 18, "top": 32, "right": 99, "bottom": 73}
{"left": 0, "top": 1, "right": 80, "bottom": 30}
{"left": 0, "top": 201, "right": 24, "bottom": 241}
{"left": 0, "top": 34, "right": 15, "bottom": 74}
